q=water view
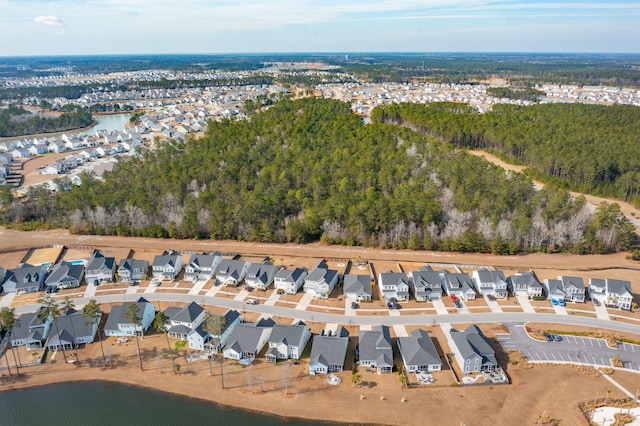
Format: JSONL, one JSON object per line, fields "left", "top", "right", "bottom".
{"left": 82, "top": 113, "right": 132, "bottom": 135}
{"left": 0, "top": 381, "right": 330, "bottom": 426}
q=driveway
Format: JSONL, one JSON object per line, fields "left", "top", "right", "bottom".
{"left": 497, "top": 323, "right": 640, "bottom": 371}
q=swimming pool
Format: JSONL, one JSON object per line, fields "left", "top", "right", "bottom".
{"left": 67, "top": 259, "right": 86, "bottom": 266}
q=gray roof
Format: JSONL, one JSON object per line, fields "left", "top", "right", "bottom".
{"left": 187, "top": 253, "right": 221, "bottom": 270}
{"left": 411, "top": 270, "right": 443, "bottom": 290}
{"left": 274, "top": 267, "right": 307, "bottom": 283}
{"left": 309, "top": 327, "right": 349, "bottom": 368}
{"left": 167, "top": 301, "right": 204, "bottom": 324}
{"left": 476, "top": 270, "right": 506, "bottom": 284}
{"left": 606, "top": 279, "right": 632, "bottom": 296}
{"left": 5, "top": 264, "right": 43, "bottom": 289}
{"left": 104, "top": 298, "right": 152, "bottom": 331}
{"left": 343, "top": 274, "right": 371, "bottom": 296}
{"left": 86, "top": 252, "right": 115, "bottom": 272}
{"left": 397, "top": 329, "right": 441, "bottom": 368}
{"left": 589, "top": 278, "right": 606, "bottom": 291}
{"left": 152, "top": 253, "right": 181, "bottom": 268}
{"left": 225, "top": 322, "right": 272, "bottom": 354}
{"left": 168, "top": 324, "right": 192, "bottom": 335}
{"left": 306, "top": 265, "right": 338, "bottom": 284}
{"left": 379, "top": 272, "right": 408, "bottom": 287}
{"left": 191, "top": 309, "right": 240, "bottom": 339}
{"left": 450, "top": 325, "right": 497, "bottom": 366}
{"left": 509, "top": 272, "right": 542, "bottom": 288}
{"left": 359, "top": 325, "right": 393, "bottom": 367}
{"left": 45, "top": 261, "right": 84, "bottom": 284}
{"left": 216, "top": 259, "right": 247, "bottom": 280}
{"left": 246, "top": 261, "right": 280, "bottom": 285}
{"left": 268, "top": 323, "right": 310, "bottom": 349}
{"left": 11, "top": 310, "right": 47, "bottom": 342}
{"left": 48, "top": 310, "right": 100, "bottom": 344}
{"left": 118, "top": 258, "right": 149, "bottom": 273}
{"left": 559, "top": 275, "right": 585, "bottom": 291}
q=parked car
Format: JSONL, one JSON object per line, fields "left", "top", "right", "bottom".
{"left": 351, "top": 301, "right": 359, "bottom": 309}
{"left": 544, "top": 333, "right": 554, "bottom": 342}
{"left": 246, "top": 299, "right": 258, "bottom": 305}
{"left": 593, "top": 299, "right": 600, "bottom": 306}
{"left": 387, "top": 301, "right": 394, "bottom": 309}
{"left": 551, "top": 299, "right": 559, "bottom": 306}
{"left": 558, "top": 300, "right": 566, "bottom": 307}
{"left": 93, "top": 279, "right": 100, "bottom": 286}
{"left": 553, "top": 334, "right": 563, "bottom": 342}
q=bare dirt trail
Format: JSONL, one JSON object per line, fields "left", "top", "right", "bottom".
{"left": 469, "top": 150, "right": 640, "bottom": 233}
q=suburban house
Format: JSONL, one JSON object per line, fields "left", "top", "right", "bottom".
{"left": 544, "top": 276, "right": 585, "bottom": 303}
{"left": 45, "top": 261, "right": 85, "bottom": 291}
{"left": 343, "top": 274, "right": 372, "bottom": 302}
{"left": 507, "top": 272, "right": 544, "bottom": 298}
{"left": 151, "top": 252, "right": 183, "bottom": 281}
{"left": 47, "top": 309, "right": 102, "bottom": 352}
{"left": 215, "top": 259, "right": 249, "bottom": 286}
{"left": 589, "top": 278, "right": 633, "bottom": 310}
{"left": 397, "top": 328, "right": 442, "bottom": 373}
{"left": 162, "top": 302, "right": 206, "bottom": 340}
{"left": 3, "top": 264, "right": 46, "bottom": 294}
{"left": 308, "top": 326, "right": 350, "bottom": 375}
{"left": 440, "top": 271, "right": 477, "bottom": 300}
{"left": 378, "top": 271, "right": 410, "bottom": 302}
{"left": 472, "top": 269, "right": 508, "bottom": 298}
{"left": 245, "top": 261, "right": 281, "bottom": 290}
{"left": 274, "top": 267, "right": 308, "bottom": 295}
{"left": 188, "top": 309, "right": 242, "bottom": 353}
{"left": 265, "top": 322, "right": 312, "bottom": 363}
{"left": 103, "top": 298, "right": 155, "bottom": 337}
{"left": 303, "top": 260, "right": 339, "bottom": 299}
{"left": 85, "top": 252, "right": 116, "bottom": 285}
{"left": 184, "top": 252, "right": 222, "bottom": 282}
{"left": 223, "top": 320, "right": 273, "bottom": 364}
{"left": 408, "top": 267, "right": 444, "bottom": 301}
{"left": 449, "top": 325, "right": 498, "bottom": 374}
{"left": 11, "top": 310, "right": 53, "bottom": 350}
{"left": 358, "top": 325, "right": 394, "bottom": 373}
{"left": 117, "top": 258, "right": 149, "bottom": 283}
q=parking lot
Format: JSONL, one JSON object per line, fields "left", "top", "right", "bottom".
{"left": 497, "top": 323, "right": 640, "bottom": 371}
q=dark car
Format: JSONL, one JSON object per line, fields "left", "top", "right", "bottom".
{"left": 394, "top": 302, "right": 401, "bottom": 309}
{"left": 387, "top": 301, "right": 394, "bottom": 309}
{"left": 553, "top": 334, "right": 563, "bottom": 342}
{"left": 544, "top": 333, "right": 553, "bottom": 342}
{"left": 351, "top": 302, "right": 359, "bottom": 309}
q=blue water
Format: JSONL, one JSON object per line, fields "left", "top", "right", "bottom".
{"left": 67, "top": 259, "right": 86, "bottom": 265}
{"left": 0, "top": 381, "right": 336, "bottom": 426}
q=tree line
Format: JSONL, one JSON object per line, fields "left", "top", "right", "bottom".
{"left": 0, "top": 105, "right": 93, "bottom": 137}
{"left": 3, "top": 98, "right": 634, "bottom": 254}
{"left": 373, "top": 102, "right": 640, "bottom": 207}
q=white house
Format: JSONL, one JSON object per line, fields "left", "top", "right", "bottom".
{"left": 274, "top": 267, "right": 307, "bottom": 294}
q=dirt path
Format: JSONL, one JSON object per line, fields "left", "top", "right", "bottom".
{"left": 469, "top": 150, "right": 640, "bottom": 232}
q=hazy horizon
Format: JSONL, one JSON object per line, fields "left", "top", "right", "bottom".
{"left": 1, "top": 0, "right": 639, "bottom": 56}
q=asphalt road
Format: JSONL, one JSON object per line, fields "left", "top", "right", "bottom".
{"left": 13, "top": 292, "right": 640, "bottom": 336}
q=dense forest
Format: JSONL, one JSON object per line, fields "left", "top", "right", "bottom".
{"left": 0, "top": 105, "right": 93, "bottom": 137}
{"left": 373, "top": 102, "right": 640, "bottom": 207}
{"left": 4, "top": 98, "right": 634, "bottom": 254}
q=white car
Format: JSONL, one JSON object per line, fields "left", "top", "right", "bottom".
{"left": 151, "top": 278, "right": 161, "bottom": 286}
{"left": 246, "top": 299, "right": 258, "bottom": 305}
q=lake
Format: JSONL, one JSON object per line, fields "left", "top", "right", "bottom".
{"left": 0, "top": 381, "right": 331, "bottom": 426}
{"left": 82, "top": 113, "right": 132, "bottom": 135}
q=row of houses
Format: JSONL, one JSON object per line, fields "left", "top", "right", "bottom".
{"left": 374, "top": 267, "right": 634, "bottom": 310}
{"left": 1, "top": 250, "right": 634, "bottom": 310}
{"left": 8, "top": 294, "right": 498, "bottom": 377}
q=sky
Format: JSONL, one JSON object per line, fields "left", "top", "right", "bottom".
{"left": 0, "top": 0, "right": 639, "bottom": 56}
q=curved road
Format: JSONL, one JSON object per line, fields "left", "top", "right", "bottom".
{"left": 14, "top": 292, "right": 640, "bottom": 335}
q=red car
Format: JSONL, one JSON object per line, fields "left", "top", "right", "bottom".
{"left": 450, "top": 294, "right": 458, "bottom": 303}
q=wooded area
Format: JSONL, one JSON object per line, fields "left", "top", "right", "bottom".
{"left": 0, "top": 105, "right": 93, "bottom": 137}
{"left": 373, "top": 102, "right": 640, "bottom": 206}
{"left": 5, "top": 98, "right": 634, "bottom": 254}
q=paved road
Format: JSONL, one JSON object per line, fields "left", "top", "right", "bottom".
{"left": 497, "top": 323, "right": 640, "bottom": 371}
{"left": 12, "top": 293, "right": 640, "bottom": 336}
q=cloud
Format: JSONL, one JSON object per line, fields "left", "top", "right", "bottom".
{"left": 34, "top": 15, "right": 64, "bottom": 27}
